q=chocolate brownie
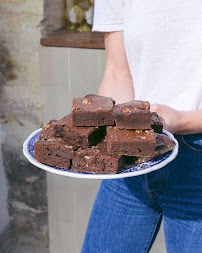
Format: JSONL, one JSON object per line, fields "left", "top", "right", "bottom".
{"left": 151, "top": 112, "right": 163, "bottom": 133}
{"left": 107, "top": 126, "right": 156, "bottom": 156}
{"left": 72, "top": 94, "right": 115, "bottom": 126}
{"left": 154, "top": 133, "right": 175, "bottom": 156}
{"left": 39, "top": 120, "right": 58, "bottom": 140}
{"left": 72, "top": 140, "right": 125, "bottom": 174}
{"left": 113, "top": 100, "right": 152, "bottom": 129}
{"left": 54, "top": 113, "right": 106, "bottom": 149}
{"left": 34, "top": 140, "right": 74, "bottom": 169}
{"left": 128, "top": 133, "right": 175, "bottom": 164}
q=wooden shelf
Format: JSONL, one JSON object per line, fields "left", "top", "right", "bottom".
{"left": 40, "top": 29, "right": 105, "bottom": 49}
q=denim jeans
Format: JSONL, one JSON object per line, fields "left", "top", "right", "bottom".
{"left": 81, "top": 134, "right": 202, "bottom": 253}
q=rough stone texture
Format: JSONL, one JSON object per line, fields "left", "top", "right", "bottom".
{"left": 0, "top": 1, "right": 44, "bottom": 117}
{"left": 0, "top": 41, "right": 18, "bottom": 118}
{"left": 0, "top": 121, "right": 10, "bottom": 235}
{"left": 1, "top": 111, "right": 49, "bottom": 248}
{"left": 42, "top": 0, "right": 66, "bottom": 36}
{"left": 0, "top": 41, "right": 17, "bottom": 84}
{"left": 0, "top": 0, "right": 49, "bottom": 250}
{"left": 9, "top": 244, "right": 49, "bottom": 253}
{"left": 1, "top": 111, "right": 49, "bottom": 247}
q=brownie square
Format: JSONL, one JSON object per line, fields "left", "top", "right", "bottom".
{"left": 107, "top": 126, "right": 156, "bottom": 156}
{"left": 113, "top": 100, "right": 152, "bottom": 129}
{"left": 72, "top": 140, "right": 125, "bottom": 174}
{"left": 39, "top": 120, "right": 58, "bottom": 141}
{"left": 154, "top": 133, "right": 175, "bottom": 156}
{"left": 54, "top": 113, "right": 106, "bottom": 149}
{"left": 151, "top": 112, "right": 163, "bottom": 134}
{"left": 127, "top": 133, "right": 175, "bottom": 164}
{"left": 72, "top": 94, "right": 115, "bottom": 126}
{"left": 34, "top": 140, "right": 74, "bottom": 169}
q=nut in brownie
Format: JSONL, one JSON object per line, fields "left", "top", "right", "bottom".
{"left": 72, "top": 94, "right": 115, "bottom": 127}
{"left": 72, "top": 140, "right": 125, "bottom": 174}
{"left": 107, "top": 126, "right": 156, "bottom": 157}
{"left": 34, "top": 139, "right": 74, "bottom": 169}
{"left": 113, "top": 100, "right": 152, "bottom": 130}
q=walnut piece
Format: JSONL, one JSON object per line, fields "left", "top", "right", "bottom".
{"left": 43, "top": 124, "right": 50, "bottom": 130}
{"left": 64, "top": 145, "right": 74, "bottom": 149}
{"left": 82, "top": 98, "right": 91, "bottom": 104}
{"left": 122, "top": 108, "right": 132, "bottom": 114}
{"left": 135, "top": 130, "right": 143, "bottom": 133}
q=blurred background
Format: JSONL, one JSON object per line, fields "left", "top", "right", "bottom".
{"left": 0, "top": 1, "right": 166, "bottom": 252}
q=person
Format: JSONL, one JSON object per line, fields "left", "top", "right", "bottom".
{"left": 81, "top": 1, "right": 202, "bottom": 252}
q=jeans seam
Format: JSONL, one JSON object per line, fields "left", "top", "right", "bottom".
{"left": 145, "top": 171, "right": 163, "bottom": 198}
{"left": 145, "top": 213, "right": 162, "bottom": 253}
{"left": 181, "top": 135, "right": 202, "bottom": 155}
{"left": 145, "top": 174, "right": 159, "bottom": 198}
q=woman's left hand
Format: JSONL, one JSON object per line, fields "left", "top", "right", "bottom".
{"left": 151, "top": 104, "right": 202, "bottom": 135}
{"left": 150, "top": 104, "right": 183, "bottom": 134}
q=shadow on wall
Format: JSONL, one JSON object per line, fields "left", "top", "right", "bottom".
{"left": 0, "top": 41, "right": 17, "bottom": 82}
{"left": 0, "top": 41, "right": 17, "bottom": 117}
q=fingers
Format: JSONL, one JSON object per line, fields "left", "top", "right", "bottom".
{"left": 150, "top": 103, "right": 167, "bottom": 114}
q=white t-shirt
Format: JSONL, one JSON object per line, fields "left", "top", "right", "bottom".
{"left": 93, "top": 0, "right": 202, "bottom": 111}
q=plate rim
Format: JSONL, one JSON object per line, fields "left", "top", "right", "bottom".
{"left": 23, "top": 128, "right": 179, "bottom": 180}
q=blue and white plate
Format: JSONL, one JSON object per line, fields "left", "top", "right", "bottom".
{"left": 23, "top": 128, "right": 178, "bottom": 180}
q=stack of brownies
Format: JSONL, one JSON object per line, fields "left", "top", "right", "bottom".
{"left": 34, "top": 94, "right": 175, "bottom": 174}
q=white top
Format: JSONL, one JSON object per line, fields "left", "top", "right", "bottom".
{"left": 93, "top": 0, "right": 202, "bottom": 111}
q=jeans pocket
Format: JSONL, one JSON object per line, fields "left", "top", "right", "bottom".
{"left": 181, "top": 134, "right": 202, "bottom": 155}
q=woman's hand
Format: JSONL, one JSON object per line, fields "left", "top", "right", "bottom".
{"left": 150, "top": 104, "right": 202, "bottom": 135}
{"left": 150, "top": 104, "right": 182, "bottom": 134}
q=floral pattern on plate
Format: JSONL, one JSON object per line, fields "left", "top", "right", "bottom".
{"left": 23, "top": 129, "right": 179, "bottom": 180}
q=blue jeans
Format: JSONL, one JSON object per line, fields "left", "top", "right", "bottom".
{"left": 81, "top": 134, "right": 202, "bottom": 253}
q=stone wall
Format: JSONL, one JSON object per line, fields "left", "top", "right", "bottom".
{"left": 0, "top": 0, "right": 51, "bottom": 249}
{"left": 0, "top": 120, "right": 9, "bottom": 235}
{"left": 42, "top": 0, "right": 66, "bottom": 36}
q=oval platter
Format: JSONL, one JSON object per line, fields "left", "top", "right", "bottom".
{"left": 23, "top": 128, "right": 179, "bottom": 180}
